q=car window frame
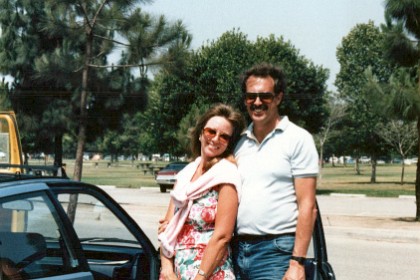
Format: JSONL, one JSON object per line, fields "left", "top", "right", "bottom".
{"left": 48, "top": 181, "right": 161, "bottom": 280}
{"left": 311, "top": 200, "right": 336, "bottom": 279}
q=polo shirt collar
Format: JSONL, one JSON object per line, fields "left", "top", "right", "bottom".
{"left": 242, "top": 116, "right": 290, "bottom": 140}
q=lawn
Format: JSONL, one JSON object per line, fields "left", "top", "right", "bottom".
{"left": 33, "top": 159, "right": 416, "bottom": 197}
{"left": 318, "top": 163, "right": 416, "bottom": 197}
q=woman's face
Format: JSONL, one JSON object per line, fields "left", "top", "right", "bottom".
{"left": 200, "top": 116, "right": 233, "bottom": 161}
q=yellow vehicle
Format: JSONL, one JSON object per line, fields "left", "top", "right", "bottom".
{"left": 0, "top": 111, "right": 23, "bottom": 173}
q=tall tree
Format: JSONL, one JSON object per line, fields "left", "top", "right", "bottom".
{"left": 383, "top": 0, "right": 420, "bottom": 220}
{"left": 147, "top": 30, "right": 329, "bottom": 156}
{"left": 335, "top": 21, "right": 394, "bottom": 182}
{"left": 0, "top": 0, "right": 191, "bottom": 180}
{"left": 0, "top": 0, "right": 70, "bottom": 165}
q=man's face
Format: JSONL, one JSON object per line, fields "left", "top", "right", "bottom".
{"left": 244, "top": 75, "right": 282, "bottom": 125}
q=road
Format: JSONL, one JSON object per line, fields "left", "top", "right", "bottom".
{"left": 100, "top": 186, "right": 420, "bottom": 280}
{"left": 317, "top": 195, "right": 420, "bottom": 280}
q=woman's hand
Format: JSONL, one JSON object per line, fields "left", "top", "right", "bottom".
{"left": 158, "top": 218, "right": 169, "bottom": 234}
{"left": 159, "top": 268, "right": 179, "bottom": 280}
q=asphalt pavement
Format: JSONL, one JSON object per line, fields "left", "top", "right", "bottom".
{"left": 316, "top": 194, "right": 419, "bottom": 244}
{"left": 99, "top": 186, "right": 420, "bottom": 246}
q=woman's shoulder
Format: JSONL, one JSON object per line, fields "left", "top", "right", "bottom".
{"left": 218, "top": 157, "right": 238, "bottom": 170}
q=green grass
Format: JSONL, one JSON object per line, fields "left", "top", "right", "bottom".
{"left": 318, "top": 163, "right": 416, "bottom": 197}
{"left": 32, "top": 159, "right": 416, "bottom": 197}
{"left": 63, "top": 160, "right": 167, "bottom": 188}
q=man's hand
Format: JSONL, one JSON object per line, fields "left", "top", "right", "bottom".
{"left": 282, "top": 261, "right": 305, "bottom": 280}
{"left": 1, "top": 259, "right": 24, "bottom": 280}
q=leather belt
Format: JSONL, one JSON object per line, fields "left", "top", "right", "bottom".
{"left": 234, "top": 232, "right": 295, "bottom": 242}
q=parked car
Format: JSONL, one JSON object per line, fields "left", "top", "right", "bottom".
{"left": 155, "top": 162, "right": 189, "bottom": 193}
{"left": 359, "top": 156, "right": 371, "bottom": 164}
{"left": 0, "top": 169, "right": 160, "bottom": 280}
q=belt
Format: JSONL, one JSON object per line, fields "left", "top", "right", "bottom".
{"left": 234, "top": 232, "right": 295, "bottom": 242}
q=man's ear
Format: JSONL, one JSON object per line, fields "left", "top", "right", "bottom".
{"left": 275, "top": 92, "right": 283, "bottom": 105}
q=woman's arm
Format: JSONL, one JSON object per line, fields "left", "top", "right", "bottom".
{"left": 194, "top": 184, "right": 238, "bottom": 279}
{"left": 159, "top": 248, "right": 178, "bottom": 280}
{"left": 158, "top": 198, "right": 175, "bottom": 234}
{"left": 159, "top": 191, "right": 177, "bottom": 279}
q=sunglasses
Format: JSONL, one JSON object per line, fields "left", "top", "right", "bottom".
{"left": 202, "top": 127, "right": 231, "bottom": 145}
{"left": 245, "top": 92, "right": 276, "bottom": 104}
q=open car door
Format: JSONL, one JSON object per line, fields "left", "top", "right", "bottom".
{"left": 305, "top": 201, "right": 336, "bottom": 280}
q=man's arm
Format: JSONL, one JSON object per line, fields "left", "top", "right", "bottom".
{"left": 283, "top": 176, "right": 317, "bottom": 280}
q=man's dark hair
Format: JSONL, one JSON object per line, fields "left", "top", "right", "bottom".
{"left": 241, "top": 63, "right": 287, "bottom": 95}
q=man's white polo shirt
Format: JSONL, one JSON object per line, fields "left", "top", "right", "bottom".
{"left": 234, "top": 116, "right": 319, "bottom": 235}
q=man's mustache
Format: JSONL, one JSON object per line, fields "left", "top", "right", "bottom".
{"left": 250, "top": 104, "right": 268, "bottom": 111}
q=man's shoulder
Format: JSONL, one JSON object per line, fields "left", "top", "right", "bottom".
{"left": 281, "top": 118, "right": 312, "bottom": 137}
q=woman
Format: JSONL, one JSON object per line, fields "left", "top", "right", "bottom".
{"left": 158, "top": 104, "right": 246, "bottom": 280}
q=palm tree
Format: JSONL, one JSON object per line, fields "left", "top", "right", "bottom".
{"left": 383, "top": 0, "right": 420, "bottom": 220}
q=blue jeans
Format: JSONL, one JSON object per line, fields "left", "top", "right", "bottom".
{"left": 232, "top": 234, "right": 295, "bottom": 280}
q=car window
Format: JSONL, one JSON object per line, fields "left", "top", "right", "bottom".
{"left": 57, "top": 193, "right": 140, "bottom": 247}
{"left": 0, "top": 192, "right": 89, "bottom": 279}
{"left": 54, "top": 190, "right": 160, "bottom": 280}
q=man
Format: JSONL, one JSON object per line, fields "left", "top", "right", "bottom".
{"left": 233, "top": 62, "right": 319, "bottom": 280}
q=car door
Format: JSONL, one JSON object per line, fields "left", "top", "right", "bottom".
{"left": 306, "top": 201, "right": 336, "bottom": 280}
{"left": 49, "top": 182, "right": 160, "bottom": 280}
{"left": 0, "top": 183, "right": 94, "bottom": 280}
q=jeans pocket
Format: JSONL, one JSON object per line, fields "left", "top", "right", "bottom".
{"left": 273, "top": 235, "right": 295, "bottom": 254}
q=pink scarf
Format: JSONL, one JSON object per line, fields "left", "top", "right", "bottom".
{"left": 158, "top": 157, "right": 241, "bottom": 258}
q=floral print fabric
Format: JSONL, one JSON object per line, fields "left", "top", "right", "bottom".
{"left": 174, "top": 189, "right": 235, "bottom": 279}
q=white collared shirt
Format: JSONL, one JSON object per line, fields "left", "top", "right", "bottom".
{"left": 234, "top": 116, "right": 319, "bottom": 235}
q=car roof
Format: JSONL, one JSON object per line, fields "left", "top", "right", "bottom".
{"left": 0, "top": 176, "right": 82, "bottom": 197}
{"left": 163, "top": 162, "right": 189, "bottom": 169}
{"left": 167, "top": 162, "right": 189, "bottom": 166}
{"left": 0, "top": 181, "right": 50, "bottom": 196}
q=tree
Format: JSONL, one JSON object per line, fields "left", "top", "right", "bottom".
{"left": 383, "top": 0, "right": 420, "bottom": 220}
{"left": 335, "top": 21, "right": 394, "bottom": 182}
{"left": 314, "top": 93, "right": 347, "bottom": 183}
{"left": 41, "top": 1, "right": 190, "bottom": 181}
{"left": 0, "top": 0, "right": 71, "bottom": 165}
{"left": 0, "top": 80, "right": 12, "bottom": 110}
{"left": 147, "top": 30, "right": 329, "bottom": 156}
{"left": 176, "top": 104, "right": 210, "bottom": 158}
{"left": 363, "top": 68, "right": 419, "bottom": 185}
{"left": 0, "top": 0, "right": 191, "bottom": 180}
{"left": 377, "top": 120, "right": 417, "bottom": 184}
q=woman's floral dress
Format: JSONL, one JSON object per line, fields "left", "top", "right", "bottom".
{"left": 174, "top": 188, "right": 235, "bottom": 280}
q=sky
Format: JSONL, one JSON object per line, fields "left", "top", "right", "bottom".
{"left": 142, "top": 0, "right": 387, "bottom": 91}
